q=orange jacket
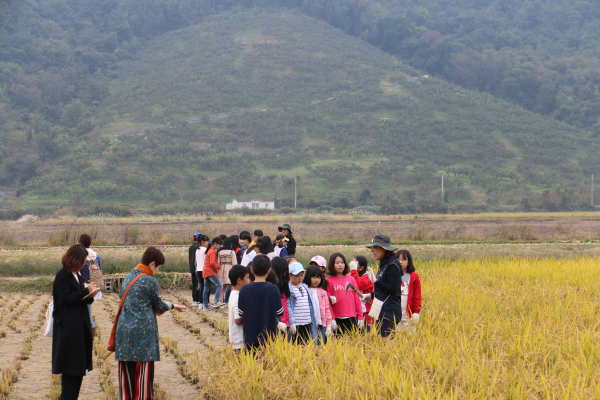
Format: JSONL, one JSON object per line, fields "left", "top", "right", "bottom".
{"left": 202, "top": 247, "right": 221, "bottom": 278}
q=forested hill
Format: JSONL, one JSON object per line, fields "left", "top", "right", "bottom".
{"left": 354, "top": 0, "right": 600, "bottom": 132}
{"left": 1, "top": 4, "right": 599, "bottom": 214}
{"left": 13, "top": 11, "right": 598, "bottom": 214}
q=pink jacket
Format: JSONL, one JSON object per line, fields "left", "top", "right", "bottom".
{"left": 314, "top": 287, "right": 332, "bottom": 327}
{"left": 326, "top": 275, "right": 364, "bottom": 320}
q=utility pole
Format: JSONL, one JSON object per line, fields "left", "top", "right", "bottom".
{"left": 442, "top": 175, "right": 444, "bottom": 199}
{"left": 294, "top": 177, "right": 297, "bottom": 209}
{"left": 592, "top": 174, "right": 594, "bottom": 206}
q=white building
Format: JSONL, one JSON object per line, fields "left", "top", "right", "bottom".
{"left": 224, "top": 198, "right": 275, "bottom": 210}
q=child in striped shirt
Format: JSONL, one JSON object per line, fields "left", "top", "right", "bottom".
{"left": 287, "top": 262, "right": 318, "bottom": 343}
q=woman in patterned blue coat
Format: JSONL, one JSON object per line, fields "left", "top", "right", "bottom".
{"left": 115, "top": 247, "right": 187, "bottom": 399}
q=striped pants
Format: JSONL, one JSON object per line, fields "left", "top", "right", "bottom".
{"left": 118, "top": 361, "right": 154, "bottom": 400}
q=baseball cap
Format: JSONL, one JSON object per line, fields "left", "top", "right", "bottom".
{"left": 289, "top": 262, "right": 305, "bottom": 275}
{"left": 310, "top": 256, "right": 327, "bottom": 268}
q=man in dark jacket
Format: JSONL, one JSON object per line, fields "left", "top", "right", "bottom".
{"left": 189, "top": 233, "right": 200, "bottom": 304}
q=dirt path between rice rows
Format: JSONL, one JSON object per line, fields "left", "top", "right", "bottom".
{"left": 5, "top": 290, "right": 226, "bottom": 399}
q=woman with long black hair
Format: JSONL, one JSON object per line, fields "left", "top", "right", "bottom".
{"left": 52, "top": 244, "right": 98, "bottom": 399}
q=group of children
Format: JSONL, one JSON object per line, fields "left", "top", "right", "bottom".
{"left": 188, "top": 226, "right": 296, "bottom": 310}
{"left": 226, "top": 249, "right": 422, "bottom": 349}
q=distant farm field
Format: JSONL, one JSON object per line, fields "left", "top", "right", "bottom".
{"left": 2, "top": 241, "right": 600, "bottom": 288}
{"left": 3, "top": 214, "right": 600, "bottom": 248}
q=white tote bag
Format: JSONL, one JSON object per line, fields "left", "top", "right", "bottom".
{"left": 44, "top": 302, "right": 53, "bottom": 338}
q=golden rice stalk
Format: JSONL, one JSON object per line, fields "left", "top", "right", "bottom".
{"left": 153, "top": 383, "right": 167, "bottom": 400}
{"left": 48, "top": 375, "right": 61, "bottom": 400}
{"left": 189, "top": 257, "right": 600, "bottom": 399}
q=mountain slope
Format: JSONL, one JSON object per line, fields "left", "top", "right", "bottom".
{"left": 289, "top": 0, "right": 600, "bottom": 131}
{"left": 19, "top": 11, "right": 600, "bottom": 213}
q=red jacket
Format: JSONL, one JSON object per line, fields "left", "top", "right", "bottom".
{"left": 202, "top": 247, "right": 221, "bottom": 278}
{"left": 406, "top": 272, "right": 422, "bottom": 317}
{"left": 351, "top": 270, "right": 375, "bottom": 324}
{"left": 350, "top": 270, "right": 374, "bottom": 295}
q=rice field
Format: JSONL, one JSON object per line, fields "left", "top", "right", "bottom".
{"left": 1, "top": 245, "right": 599, "bottom": 398}
{"left": 194, "top": 257, "right": 600, "bottom": 399}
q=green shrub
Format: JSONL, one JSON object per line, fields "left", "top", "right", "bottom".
{"left": 77, "top": 204, "right": 132, "bottom": 217}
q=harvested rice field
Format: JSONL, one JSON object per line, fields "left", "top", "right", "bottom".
{"left": 1, "top": 290, "right": 228, "bottom": 399}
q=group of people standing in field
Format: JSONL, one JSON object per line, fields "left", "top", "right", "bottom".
{"left": 188, "top": 223, "right": 296, "bottom": 311}
{"left": 224, "top": 232, "right": 422, "bottom": 352}
{"left": 50, "top": 224, "right": 421, "bottom": 400}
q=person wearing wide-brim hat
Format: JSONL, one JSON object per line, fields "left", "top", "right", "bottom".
{"left": 360, "top": 234, "right": 403, "bottom": 338}
{"left": 278, "top": 224, "right": 296, "bottom": 256}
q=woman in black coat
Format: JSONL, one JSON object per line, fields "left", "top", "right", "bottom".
{"left": 52, "top": 244, "right": 98, "bottom": 399}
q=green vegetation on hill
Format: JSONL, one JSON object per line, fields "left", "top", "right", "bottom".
{"left": 19, "top": 11, "right": 600, "bottom": 214}
{"left": 1, "top": 2, "right": 600, "bottom": 215}
{"left": 298, "top": 0, "right": 600, "bottom": 131}
{"left": 384, "top": 1, "right": 600, "bottom": 132}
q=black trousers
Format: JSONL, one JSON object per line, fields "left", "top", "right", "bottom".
{"left": 293, "top": 324, "right": 313, "bottom": 344}
{"left": 245, "top": 343, "right": 263, "bottom": 356}
{"left": 335, "top": 317, "right": 357, "bottom": 336}
{"left": 379, "top": 318, "right": 397, "bottom": 338}
{"left": 61, "top": 374, "right": 83, "bottom": 400}
{"left": 194, "top": 272, "right": 204, "bottom": 303}
{"left": 191, "top": 272, "right": 200, "bottom": 302}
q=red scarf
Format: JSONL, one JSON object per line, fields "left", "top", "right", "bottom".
{"left": 136, "top": 263, "right": 154, "bottom": 277}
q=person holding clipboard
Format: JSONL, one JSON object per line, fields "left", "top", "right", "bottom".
{"left": 52, "top": 244, "right": 99, "bottom": 399}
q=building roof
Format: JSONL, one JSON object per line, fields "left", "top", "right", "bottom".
{"left": 232, "top": 198, "right": 275, "bottom": 202}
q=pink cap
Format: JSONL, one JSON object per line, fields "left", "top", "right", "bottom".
{"left": 310, "top": 255, "right": 327, "bottom": 268}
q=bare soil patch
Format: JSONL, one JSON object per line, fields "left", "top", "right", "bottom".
{"left": 5, "top": 290, "right": 226, "bottom": 399}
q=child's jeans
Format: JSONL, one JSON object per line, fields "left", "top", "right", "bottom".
{"left": 318, "top": 325, "right": 327, "bottom": 345}
{"left": 224, "top": 286, "right": 231, "bottom": 303}
{"left": 203, "top": 276, "right": 222, "bottom": 307}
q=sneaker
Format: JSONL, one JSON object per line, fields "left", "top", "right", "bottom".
{"left": 204, "top": 304, "right": 216, "bottom": 311}
{"left": 214, "top": 302, "right": 227, "bottom": 308}
{"left": 198, "top": 304, "right": 204, "bottom": 310}
{"left": 192, "top": 301, "right": 200, "bottom": 305}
